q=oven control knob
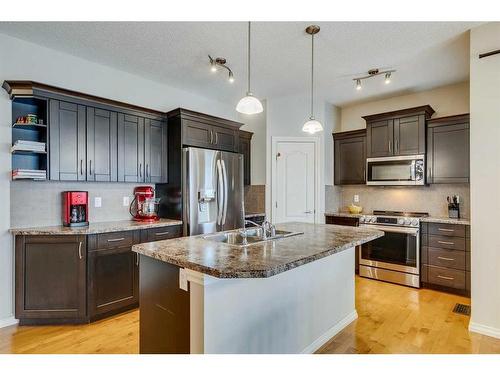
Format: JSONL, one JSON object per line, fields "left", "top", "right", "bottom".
{"left": 359, "top": 216, "right": 365, "bottom": 223}
{"left": 370, "top": 217, "right": 377, "bottom": 223}
{"left": 397, "top": 218, "right": 405, "bottom": 225}
{"left": 404, "top": 218, "right": 412, "bottom": 225}
{"left": 411, "top": 219, "right": 419, "bottom": 226}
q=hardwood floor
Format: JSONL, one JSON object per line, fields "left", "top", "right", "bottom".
{"left": 1, "top": 276, "right": 499, "bottom": 354}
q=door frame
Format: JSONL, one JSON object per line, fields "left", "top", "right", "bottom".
{"left": 271, "top": 136, "right": 321, "bottom": 224}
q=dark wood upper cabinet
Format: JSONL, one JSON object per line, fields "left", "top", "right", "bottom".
{"left": 86, "top": 107, "right": 118, "bottom": 182}
{"left": 183, "top": 118, "right": 213, "bottom": 149}
{"left": 239, "top": 130, "right": 253, "bottom": 186}
{"left": 144, "top": 118, "right": 167, "bottom": 183}
{"left": 427, "top": 114, "right": 470, "bottom": 184}
{"left": 49, "top": 100, "right": 86, "bottom": 181}
{"left": 15, "top": 235, "right": 87, "bottom": 323}
{"left": 333, "top": 129, "right": 367, "bottom": 185}
{"left": 118, "top": 114, "right": 145, "bottom": 182}
{"left": 364, "top": 106, "right": 434, "bottom": 158}
{"left": 213, "top": 125, "right": 238, "bottom": 152}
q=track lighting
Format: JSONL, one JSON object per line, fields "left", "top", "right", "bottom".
{"left": 353, "top": 68, "right": 396, "bottom": 90}
{"left": 208, "top": 55, "right": 235, "bottom": 83}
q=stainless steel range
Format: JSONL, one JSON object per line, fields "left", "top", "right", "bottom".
{"left": 359, "top": 210, "right": 428, "bottom": 288}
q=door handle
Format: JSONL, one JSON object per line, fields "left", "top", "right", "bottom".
{"left": 78, "top": 241, "right": 83, "bottom": 260}
{"left": 437, "top": 275, "right": 454, "bottom": 281}
{"left": 438, "top": 228, "right": 454, "bottom": 232}
{"left": 304, "top": 210, "right": 313, "bottom": 214}
{"left": 437, "top": 256, "right": 455, "bottom": 261}
{"left": 216, "top": 159, "right": 224, "bottom": 225}
{"left": 221, "top": 159, "right": 228, "bottom": 225}
{"left": 437, "top": 240, "right": 455, "bottom": 245}
{"left": 155, "top": 231, "right": 170, "bottom": 236}
{"left": 107, "top": 237, "right": 125, "bottom": 242}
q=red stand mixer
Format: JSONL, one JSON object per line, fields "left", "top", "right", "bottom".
{"left": 129, "top": 186, "right": 160, "bottom": 222}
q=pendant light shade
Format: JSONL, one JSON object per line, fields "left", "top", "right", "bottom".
{"left": 302, "top": 25, "right": 323, "bottom": 134}
{"left": 236, "top": 22, "right": 263, "bottom": 115}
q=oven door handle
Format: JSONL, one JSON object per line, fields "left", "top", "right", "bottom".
{"left": 360, "top": 224, "right": 419, "bottom": 236}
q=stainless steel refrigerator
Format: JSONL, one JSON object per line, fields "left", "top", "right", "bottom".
{"left": 183, "top": 147, "right": 244, "bottom": 236}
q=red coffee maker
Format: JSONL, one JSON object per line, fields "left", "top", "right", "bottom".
{"left": 129, "top": 186, "right": 160, "bottom": 222}
{"left": 62, "top": 191, "right": 89, "bottom": 227}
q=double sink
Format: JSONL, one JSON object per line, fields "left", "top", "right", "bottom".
{"left": 202, "top": 227, "right": 302, "bottom": 247}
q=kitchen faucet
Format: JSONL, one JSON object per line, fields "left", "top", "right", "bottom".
{"left": 240, "top": 219, "right": 276, "bottom": 241}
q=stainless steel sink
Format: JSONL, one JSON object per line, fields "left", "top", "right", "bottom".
{"left": 202, "top": 229, "right": 303, "bottom": 247}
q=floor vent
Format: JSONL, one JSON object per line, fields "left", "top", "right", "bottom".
{"left": 453, "top": 303, "right": 471, "bottom": 316}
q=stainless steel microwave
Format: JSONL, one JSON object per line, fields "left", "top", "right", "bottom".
{"left": 366, "top": 155, "right": 425, "bottom": 186}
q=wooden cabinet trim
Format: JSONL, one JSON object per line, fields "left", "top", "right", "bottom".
{"left": 362, "top": 105, "right": 435, "bottom": 122}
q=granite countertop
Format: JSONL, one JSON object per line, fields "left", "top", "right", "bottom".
{"left": 324, "top": 211, "right": 470, "bottom": 226}
{"left": 10, "top": 218, "right": 183, "bottom": 236}
{"left": 132, "top": 222, "right": 383, "bottom": 279}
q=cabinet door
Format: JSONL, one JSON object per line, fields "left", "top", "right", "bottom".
{"left": 144, "top": 118, "right": 166, "bottom": 183}
{"left": 87, "top": 107, "right": 118, "bottom": 182}
{"left": 334, "top": 135, "right": 366, "bottom": 185}
{"left": 49, "top": 100, "right": 86, "bottom": 181}
{"left": 427, "top": 123, "right": 469, "bottom": 183}
{"left": 239, "top": 136, "right": 251, "bottom": 185}
{"left": 183, "top": 119, "right": 213, "bottom": 148}
{"left": 118, "top": 114, "right": 145, "bottom": 182}
{"left": 394, "top": 115, "right": 425, "bottom": 155}
{"left": 366, "top": 119, "right": 393, "bottom": 157}
{"left": 213, "top": 125, "right": 238, "bottom": 152}
{"left": 88, "top": 246, "right": 139, "bottom": 318}
{"left": 15, "top": 235, "right": 87, "bottom": 321}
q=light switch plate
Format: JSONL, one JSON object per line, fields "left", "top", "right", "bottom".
{"left": 123, "top": 196, "right": 130, "bottom": 207}
{"left": 94, "top": 197, "right": 102, "bottom": 208}
{"left": 354, "top": 195, "right": 360, "bottom": 203}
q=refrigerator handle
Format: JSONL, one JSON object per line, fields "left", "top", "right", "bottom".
{"left": 221, "top": 159, "right": 228, "bottom": 225}
{"left": 216, "top": 159, "right": 224, "bottom": 226}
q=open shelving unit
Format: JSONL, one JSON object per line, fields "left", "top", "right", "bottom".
{"left": 11, "top": 97, "right": 48, "bottom": 180}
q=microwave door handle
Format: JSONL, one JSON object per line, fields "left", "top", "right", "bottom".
{"left": 410, "top": 160, "right": 416, "bottom": 181}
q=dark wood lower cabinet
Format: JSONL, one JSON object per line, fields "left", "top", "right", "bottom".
{"left": 15, "top": 235, "right": 87, "bottom": 325}
{"left": 15, "top": 225, "right": 182, "bottom": 325}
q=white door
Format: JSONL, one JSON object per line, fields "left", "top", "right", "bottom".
{"left": 274, "top": 140, "right": 316, "bottom": 223}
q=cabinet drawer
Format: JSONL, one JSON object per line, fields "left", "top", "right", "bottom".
{"left": 428, "top": 223, "right": 465, "bottom": 238}
{"left": 142, "top": 225, "right": 182, "bottom": 243}
{"left": 325, "top": 216, "right": 359, "bottom": 226}
{"left": 97, "top": 231, "right": 135, "bottom": 249}
{"left": 427, "top": 265, "right": 466, "bottom": 289}
{"left": 428, "top": 235, "right": 465, "bottom": 251}
{"left": 428, "top": 247, "right": 466, "bottom": 270}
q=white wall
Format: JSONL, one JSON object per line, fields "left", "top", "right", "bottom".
{"left": 265, "top": 93, "right": 338, "bottom": 222}
{"left": 0, "top": 32, "right": 238, "bottom": 324}
{"left": 340, "top": 81, "right": 470, "bottom": 131}
{"left": 238, "top": 100, "right": 266, "bottom": 185}
{"left": 469, "top": 22, "right": 500, "bottom": 339}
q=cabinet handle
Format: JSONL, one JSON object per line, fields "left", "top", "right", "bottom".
{"left": 438, "top": 228, "right": 454, "bottom": 232}
{"left": 146, "top": 164, "right": 149, "bottom": 179}
{"left": 437, "top": 275, "right": 454, "bottom": 281}
{"left": 89, "top": 160, "right": 92, "bottom": 175}
{"left": 388, "top": 141, "right": 392, "bottom": 153}
{"left": 139, "top": 163, "right": 142, "bottom": 178}
{"left": 395, "top": 140, "right": 399, "bottom": 154}
{"left": 437, "top": 256, "right": 455, "bottom": 261}
{"left": 210, "top": 130, "right": 213, "bottom": 144}
{"left": 80, "top": 160, "right": 83, "bottom": 175}
{"left": 107, "top": 237, "right": 125, "bottom": 242}
{"left": 215, "top": 132, "right": 218, "bottom": 145}
{"left": 438, "top": 240, "right": 454, "bottom": 245}
{"left": 136, "top": 253, "right": 139, "bottom": 266}
{"left": 155, "top": 231, "right": 170, "bottom": 236}
{"left": 78, "top": 241, "right": 83, "bottom": 260}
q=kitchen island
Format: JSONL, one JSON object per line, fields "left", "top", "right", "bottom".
{"left": 132, "top": 222, "right": 383, "bottom": 354}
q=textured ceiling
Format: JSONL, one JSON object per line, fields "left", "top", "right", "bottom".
{"left": 0, "top": 22, "right": 479, "bottom": 106}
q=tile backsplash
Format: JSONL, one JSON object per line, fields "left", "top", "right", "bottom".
{"left": 244, "top": 185, "right": 265, "bottom": 214}
{"left": 11, "top": 181, "right": 153, "bottom": 228}
{"left": 327, "top": 184, "right": 470, "bottom": 218}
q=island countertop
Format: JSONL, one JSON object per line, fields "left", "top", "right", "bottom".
{"left": 10, "top": 218, "right": 183, "bottom": 236}
{"left": 132, "top": 222, "right": 383, "bottom": 279}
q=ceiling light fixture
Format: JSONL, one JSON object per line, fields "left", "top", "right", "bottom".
{"left": 353, "top": 68, "right": 396, "bottom": 90}
{"left": 236, "top": 22, "right": 263, "bottom": 115}
{"left": 208, "top": 55, "right": 234, "bottom": 83}
{"left": 302, "top": 25, "right": 323, "bottom": 134}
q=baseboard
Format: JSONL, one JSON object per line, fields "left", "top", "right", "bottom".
{"left": 301, "top": 310, "right": 358, "bottom": 354}
{"left": 469, "top": 321, "right": 500, "bottom": 339}
{"left": 0, "top": 316, "right": 19, "bottom": 329}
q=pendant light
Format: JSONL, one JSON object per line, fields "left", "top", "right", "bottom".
{"left": 236, "top": 22, "right": 263, "bottom": 115}
{"left": 302, "top": 25, "right": 323, "bottom": 134}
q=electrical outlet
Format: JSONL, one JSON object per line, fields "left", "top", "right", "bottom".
{"left": 354, "top": 195, "right": 360, "bottom": 203}
{"left": 123, "top": 196, "right": 130, "bottom": 207}
{"left": 94, "top": 197, "right": 102, "bottom": 208}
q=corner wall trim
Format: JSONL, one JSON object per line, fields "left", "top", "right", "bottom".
{"left": 469, "top": 321, "right": 500, "bottom": 339}
{"left": 0, "top": 316, "right": 19, "bottom": 329}
{"left": 301, "top": 310, "right": 358, "bottom": 354}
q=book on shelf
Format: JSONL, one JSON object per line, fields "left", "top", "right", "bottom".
{"left": 11, "top": 140, "right": 46, "bottom": 153}
{"left": 12, "top": 169, "right": 47, "bottom": 180}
